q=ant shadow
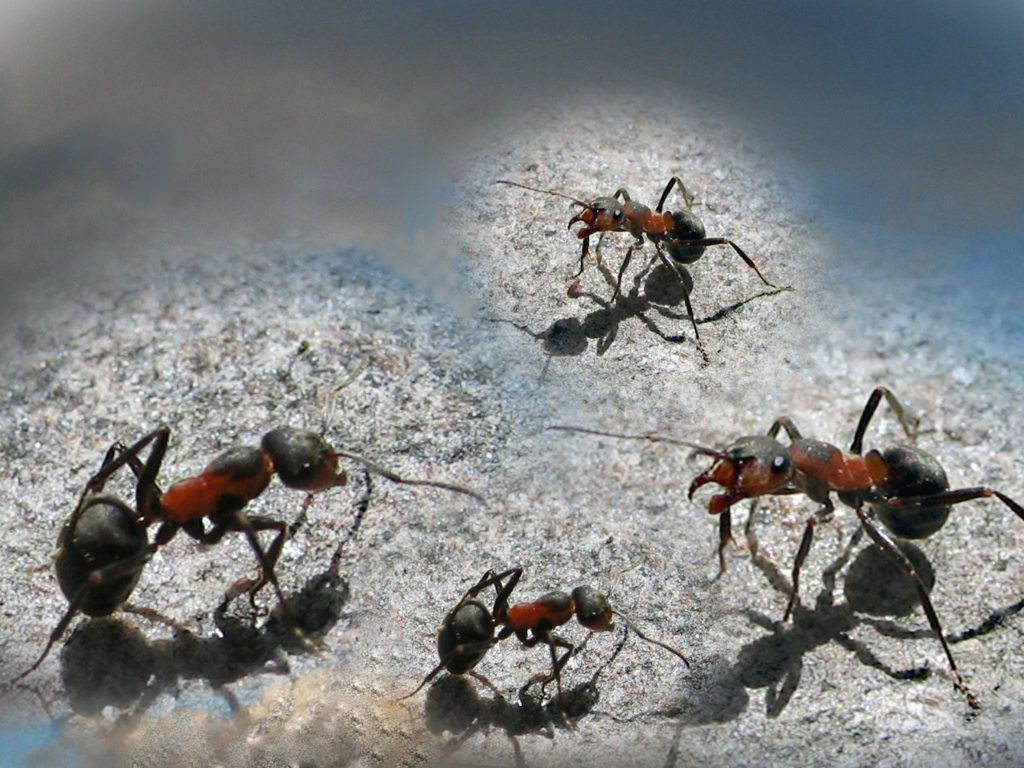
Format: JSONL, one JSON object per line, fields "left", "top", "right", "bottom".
{"left": 415, "top": 629, "right": 628, "bottom": 767}
{"left": 57, "top": 560, "right": 351, "bottom": 720}
{"left": 495, "top": 251, "right": 787, "bottom": 361}
{"left": 676, "top": 524, "right": 1024, "bottom": 723}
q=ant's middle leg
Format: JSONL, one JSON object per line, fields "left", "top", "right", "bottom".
{"left": 784, "top": 500, "right": 835, "bottom": 621}
{"left": 611, "top": 247, "right": 636, "bottom": 302}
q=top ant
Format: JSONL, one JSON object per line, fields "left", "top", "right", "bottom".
{"left": 5, "top": 425, "right": 483, "bottom": 688}
{"left": 497, "top": 176, "right": 789, "bottom": 357}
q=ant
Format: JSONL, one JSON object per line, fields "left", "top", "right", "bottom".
{"left": 554, "top": 387, "right": 1024, "bottom": 707}
{"left": 496, "top": 177, "right": 787, "bottom": 357}
{"left": 400, "top": 567, "right": 689, "bottom": 720}
{"left": 5, "top": 425, "right": 483, "bottom": 688}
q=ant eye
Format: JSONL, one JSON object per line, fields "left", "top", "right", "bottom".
{"left": 771, "top": 455, "right": 790, "bottom": 473}
{"left": 613, "top": 210, "right": 624, "bottom": 220}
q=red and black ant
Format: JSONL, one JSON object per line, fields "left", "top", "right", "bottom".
{"left": 496, "top": 177, "right": 788, "bottom": 356}
{"left": 4, "top": 425, "right": 483, "bottom": 688}
{"left": 554, "top": 387, "right": 1024, "bottom": 707}
{"left": 400, "top": 567, "right": 689, "bottom": 719}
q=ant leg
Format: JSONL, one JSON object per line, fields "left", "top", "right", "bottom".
{"left": 656, "top": 176, "right": 695, "bottom": 212}
{"left": 850, "top": 387, "right": 917, "bottom": 454}
{"left": 885, "top": 487, "right": 1024, "bottom": 523}
{"left": 784, "top": 501, "right": 834, "bottom": 621}
{"left": 68, "top": 428, "right": 170, "bottom": 532}
{"left": 519, "top": 632, "right": 576, "bottom": 706}
{"left": 611, "top": 247, "right": 635, "bottom": 302}
{"left": 767, "top": 417, "right": 803, "bottom": 442}
{"left": 653, "top": 244, "right": 707, "bottom": 359}
{"left": 574, "top": 236, "right": 592, "bottom": 278}
{"left": 446, "top": 567, "right": 521, "bottom": 619}
{"left": 230, "top": 514, "right": 290, "bottom": 615}
{"left": 853, "top": 506, "right": 979, "bottom": 709}
{"left": 488, "top": 567, "right": 523, "bottom": 619}
{"left": 612, "top": 187, "right": 632, "bottom": 202}
{"left": 715, "top": 508, "right": 734, "bottom": 579}
{"left": 744, "top": 499, "right": 761, "bottom": 557}
{"left": 230, "top": 514, "right": 291, "bottom": 603}
{"left": 690, "top": 238, "right": 780, "bottom": 288}
{"left": 327, "top": 449, "right": 484, "bottom": 502}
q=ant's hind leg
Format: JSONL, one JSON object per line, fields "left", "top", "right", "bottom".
{"left": 656, "top": 176, "right": 696, "bottom": 212}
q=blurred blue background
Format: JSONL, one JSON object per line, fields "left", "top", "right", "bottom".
{"left": 1, "top": 0, "right": 1021, "bottom": 349}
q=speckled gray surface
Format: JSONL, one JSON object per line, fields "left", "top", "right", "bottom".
{"left": 2, "top": 99, "right": 1024, "bottom": 767}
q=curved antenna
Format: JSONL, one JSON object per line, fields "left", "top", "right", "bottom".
{"left": 330, "top": 448, "right": 485, "bottom": 503}
{"left": 495, "top": 179, "right": 591, "bottom": 209}
{"left": 548, "top": 425, "right": 727, "bottom": 460}
{"left": 612, "top": 609, "right": 690, "bottom": 668}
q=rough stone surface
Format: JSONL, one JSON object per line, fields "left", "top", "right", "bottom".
{"left": 2, "top": 98, "right": 1023, "bottom": 767}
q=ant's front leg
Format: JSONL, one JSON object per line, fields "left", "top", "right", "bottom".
{"left": 574, "top": 235, "right": 592, "bottom": 278}
{"left": 850, "top": 387, "right": 917, "bottom": 454}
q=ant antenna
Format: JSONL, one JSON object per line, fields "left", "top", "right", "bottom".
{"left": 330, "top": 448, "right": 485, "bottom": 503}
{"left": 611, "top": 609, "right": 690, "bottom": 668}
{"left": 320, "top": 356, "right": 370, "bottom": 436}
{"left": 496, "top": 179, "right": 591, "bottom": 209}
{"left": 548, "top": 425, "right": 724, "bottom": 459}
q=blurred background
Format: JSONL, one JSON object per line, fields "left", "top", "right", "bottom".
{"left": 1, "top": 0, "right": 1022, "bottom": 352}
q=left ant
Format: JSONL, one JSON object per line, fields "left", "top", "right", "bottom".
{"left": 5, "top": 425, "right": 483, "bottom": 689}
{"left": 497, "top": 177, "right": 788, "bottom": 357}
{"left": 399, "top": 567, "right": 689, "bottom": 721}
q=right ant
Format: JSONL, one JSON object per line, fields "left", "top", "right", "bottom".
{"left": 555, "top": 387, "right": 1024, "bottom": 708}
{"left": 400, "top": 567, "right": 689, "bottom": 721}
{"left": 497, "top": 177, "right": 789, "bottom": 358}
{"left": 5, "top": 425, "right": 483, "bottom": 688}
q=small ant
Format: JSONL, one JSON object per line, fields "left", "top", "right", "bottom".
{"left": 5, "top": 426, "right": 483, "bottom": 688}
{"left": 400, "top": 567, "right": 689, "bottom": 719}
{"left": 496, "top": 177, "right": 787, "bottom": 356}
{"left": 554, "top": 387, "right": 1024, "bottom": 707}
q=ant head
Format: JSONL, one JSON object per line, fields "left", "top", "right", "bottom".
{"left": 571, "top": 586, "right": 615, "bottom": 631}
{"left": 688, "top": 436, "right": 794, "bottom": 513}
{"left": 261, "top": 427, "right": 347, "bottom": 492}
{"left": 568, "top": 197, "right": 626, "bottom": 234}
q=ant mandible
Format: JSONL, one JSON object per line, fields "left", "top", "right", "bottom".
{"left": 400, "top": 567, "right": 689, "bottom": 718}
{"left": 5, "top": 425, "right": 483, "bottom": 688}
{"left": 496, "top": 177, "right": 787, "bottom": 356}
